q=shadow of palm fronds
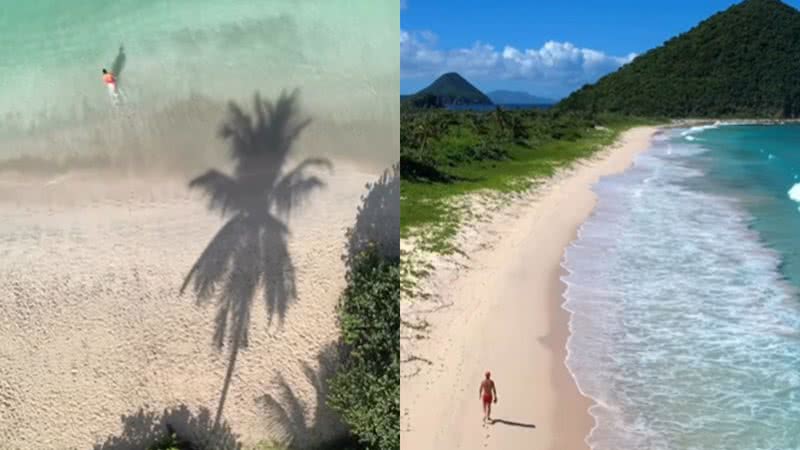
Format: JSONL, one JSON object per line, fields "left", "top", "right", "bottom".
{"left": 180, "top": 89, "right": 332, "bottom": 429}
{"left": 93, "top": 404, "right": 242, "bottom": 450}
{"left": 257, "top": 343, "right": 347, "bottom": 449}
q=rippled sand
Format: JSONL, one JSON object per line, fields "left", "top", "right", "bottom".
{"left": 0, "top": 163, "right": 377, "bottom": 449}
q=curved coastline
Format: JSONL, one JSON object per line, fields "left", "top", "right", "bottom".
{"left": 561, "top": 124, "right": 800, "bottom": 449}
{"left": 400, "top": 126, "right": 658, "bottom": 450}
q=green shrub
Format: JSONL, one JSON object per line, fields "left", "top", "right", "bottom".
{"left": 148, "top": 432, "right": 183, "bottom": 450}
{"left": 328, "top": 246, "right": 400, "bottom": 450}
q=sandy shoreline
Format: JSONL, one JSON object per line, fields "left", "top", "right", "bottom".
{"left": 400, "top": 126, "right": 658, "bottom": 450}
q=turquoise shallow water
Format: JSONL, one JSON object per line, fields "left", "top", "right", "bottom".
{"left": 692, "top": 125, "right": 800, "bottom": 286}
{"left": 0, "top": 1, "right": 398, "bottom": 171}
{"left": 0, "top": 0, "right": 397, "bottom": 121}
{"left": 563, "top": 125, "right": 800, "bottom": 449}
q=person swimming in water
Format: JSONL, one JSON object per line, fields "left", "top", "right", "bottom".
{"left": 102, "top": 68, "right": 120, "bottom": 104}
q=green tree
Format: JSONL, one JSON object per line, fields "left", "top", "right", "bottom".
{"left": 328, "top": 247, "right": 400, "bottom": 450}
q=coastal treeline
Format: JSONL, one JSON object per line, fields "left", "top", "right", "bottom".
{"left": 400, "top": 106, "right": 653, "bottom": 234}
{"left": 328, "top": 246, "right": 400, "bottom": 450}
{"left": 401, "top": 108, "right": 598, "bottom": 182}
{"left": 558, "top": 0, "right": 800, "bottom": 117}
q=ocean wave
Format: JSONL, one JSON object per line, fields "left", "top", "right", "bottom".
{"left": 562, "top": 130, "right": 800, "bottom": 449}
{"left": 788, "top": 183, "right": 800, "bottom": 204}
{"left": 680, "top": 121, "right": 723, "bottom": 136}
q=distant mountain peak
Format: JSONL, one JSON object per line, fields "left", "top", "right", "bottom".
{"left": 438, "top": 72, "right": 468, "bottom": 80}
{"left": 409, "top": 72, "right": 493, "bottom": 106}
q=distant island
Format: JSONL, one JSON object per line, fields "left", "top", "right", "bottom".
{"left": 487, "top": 90, "right": 555, "bottom": 105}
{"left": 558, "top": 0, "right": 800, "bottom": 117}
{"left": 403, "top": 72, "right": 493, "bottom": 108}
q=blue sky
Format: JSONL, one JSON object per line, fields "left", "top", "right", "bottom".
{"left": 401, "top": 0, "right": 800, "bottom": 98}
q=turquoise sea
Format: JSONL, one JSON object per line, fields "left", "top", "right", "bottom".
{"left": 0, "top": 0, "right": 398, "bottom": 173}
{"left": 563, "top": 124, "right": 800, "bottom": 449}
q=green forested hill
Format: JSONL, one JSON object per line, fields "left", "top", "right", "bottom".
{"left": 557, "top": 0, "right": 800, "bottom": 118}
{"left": 407, "top": 72, "right": 493, "bottom": 106}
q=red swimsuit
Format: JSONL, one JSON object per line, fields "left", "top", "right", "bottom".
{"left": 481, "top": 380, "right": 494, "bottom": 406}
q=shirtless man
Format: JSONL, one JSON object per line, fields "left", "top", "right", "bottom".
{"left": 479, "top": 371, "right": 498, "bottom": 423}
{"left": 102, "top": 68, "right": 120, "bottom": 104}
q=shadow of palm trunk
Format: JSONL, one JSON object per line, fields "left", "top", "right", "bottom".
{"left": 180, "top": 89, "right": 332, "bottom": 438}
{"left": 214, "top": 331, "right": 242, "bottom": 431}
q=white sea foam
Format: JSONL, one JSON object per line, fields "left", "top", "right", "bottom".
{"left": 788, "top": 183, "right": 800, "bottom": 203}
{"left": 562, "top": 129, "right": 800, "bottom": 449}
{"left": 680, "top": 121, "right": 723, "bottom": 136}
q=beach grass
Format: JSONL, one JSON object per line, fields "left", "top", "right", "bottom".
{"left": 400, "top": 110, "right": 657, "bottom": 250}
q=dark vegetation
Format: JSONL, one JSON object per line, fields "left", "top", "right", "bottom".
{"left": 404, "top": 72, "right": 493, "bottom": 106}
{"left": 401, "top": 107, "right": 595, "bottom": 180}
{"left": 327, "top": 166, "right": 400, "bottom": 450}
{"left": 401, "top": 107, "right": 643, "bottom": 182}
{"left": 400, "top": 105, "right": 656, "bottom": 234}
{"left": 557, "top": 0, "right": 800, "bottom": 117}
{"left": 328, "top": 247, "right": 400, "bottom": 450}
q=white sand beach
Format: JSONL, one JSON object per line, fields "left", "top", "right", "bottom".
{"left": 400, "top": 127, "right": 658, "bottom": 450}
{"left": 0, "top": 160, "right": 385, "bottom": 449}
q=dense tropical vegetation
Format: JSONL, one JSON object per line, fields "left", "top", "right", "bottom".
{"left": 400, "top": 105, "right": 655, "bottom": 237}
{"left": 328, "top": 246, "right": 400, "bottom": 450}
{"left": 558, "top": 0, "right": 800, "bottom": 117}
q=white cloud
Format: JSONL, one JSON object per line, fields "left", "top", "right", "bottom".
{"left": 400, "top": 0, "right": 407, "bottom": 10}
{"left": 401, "top": 29, "right": 637, "bottom": 93}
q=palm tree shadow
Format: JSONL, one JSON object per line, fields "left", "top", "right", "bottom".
{"left": 255, "top": 164, "right": 399, "bottom": 448}
{"left": 111, "top": 44, "right": 126, "bottom": 84}
{"left": 257, "top": 343, "right": 350, "bottom": 449}
{"left": 92, "top": 404, "right": 242, "bottom": 450}
{"left": 180, "top": 89, "right": 332, "bottom": 430}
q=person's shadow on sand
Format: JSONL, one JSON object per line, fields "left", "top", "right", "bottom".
{"left": 490, "top": 419, "right": 536, "bottom": 429}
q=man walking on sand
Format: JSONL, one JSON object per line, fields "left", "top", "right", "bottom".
{"left": 480, "top": 371, "right": 498, "bottom": 423}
